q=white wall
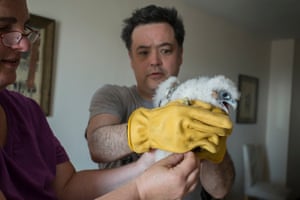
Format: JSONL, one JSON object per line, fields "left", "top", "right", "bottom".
{"left": 266, "top": 39, "right": 294, "bottom": 185}
{"left": 27, "top": 1, "right": 275, "bottom": 199}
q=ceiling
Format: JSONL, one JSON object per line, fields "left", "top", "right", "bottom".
{"left": 185, "top": 0, "right": 300, "bottom": 39}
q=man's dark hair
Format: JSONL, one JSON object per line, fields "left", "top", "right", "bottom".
{"left": 121, "top": 4, "right": 185, "bottom": 50}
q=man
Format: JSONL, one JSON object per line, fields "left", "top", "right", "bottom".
{"left": 86, "top": 5, "right": 235, "bottom": 199}
{"left": 0, "top": 0, "right": 200, "bottom": 199}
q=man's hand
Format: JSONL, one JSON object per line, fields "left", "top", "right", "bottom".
{"left": 127, "top": 100, "right": 232, "bottom": 155}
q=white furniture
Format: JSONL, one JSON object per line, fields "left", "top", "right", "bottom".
{"left": 243, "top": 144, "right": 291, "bottom": 200}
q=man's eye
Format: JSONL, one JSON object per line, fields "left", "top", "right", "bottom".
{"left": 24, "top": 25, "right": 30, "bottom": 31}
{"left": 138, "top": 51, "right": 149, "bottom": 56}
{"left": 24, "top": 25, "right": 33, "bottom": 34}
{"left": 160, "top": 49, "right": 172, "bottom": 55}
{"left": 0, "top": 25, "right": 11, "bottom": 32}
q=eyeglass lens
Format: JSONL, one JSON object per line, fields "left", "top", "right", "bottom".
{"left": 2, "top": 31, "right": 39, "bottom": 47}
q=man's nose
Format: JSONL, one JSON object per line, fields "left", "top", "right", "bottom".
{"left": 149, "top": 51, "right": 162, "bottom": 67}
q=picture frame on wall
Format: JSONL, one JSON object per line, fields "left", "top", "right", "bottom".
{"left": 236, "top": 74, "right": 259, "bottom": 123}
{"left": 8, "top": 14, "right": 55, "bottom": 116}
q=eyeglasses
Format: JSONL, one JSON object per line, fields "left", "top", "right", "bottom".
{"left": 0, "top": 26, "right": 40, "bottom": 47}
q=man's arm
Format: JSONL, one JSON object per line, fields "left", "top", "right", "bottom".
{"left": 86, "top": 113, "right": 131, "bottom": 163}
{"left": 200, "top": 151, "right": 235, "bottom": 199}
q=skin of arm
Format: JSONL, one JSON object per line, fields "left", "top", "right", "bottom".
{"left": 86, "top": 113, "right": 131, "bottom": 163}
{"left": 53, "top": 151, "right": 156, "bottom": 200}
{"left": 95, "top": 152, "right": 200, "bottom": 200}
{"left": 0, "top": 191, "right": 6, "bottom": 200}
{"left": 200, "top": 151, "right": 235, "bottom": 199}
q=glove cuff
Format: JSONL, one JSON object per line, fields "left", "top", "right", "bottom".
{"left": 127, "top": 108, "right": 150, "bottom": 153}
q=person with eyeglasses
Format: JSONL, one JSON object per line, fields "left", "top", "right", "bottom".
{"left": 0, "top": 0, "right": 200, "bottom": 199}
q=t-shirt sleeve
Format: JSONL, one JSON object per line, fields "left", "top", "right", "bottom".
{"left": 53, "top": 136, "right": 69, "bottom": 164}
{"left": 89, "top": 85, "right": 125, "bottom": 119}
{"left": 27, "top": 97, "right": 69, "bottom": 165}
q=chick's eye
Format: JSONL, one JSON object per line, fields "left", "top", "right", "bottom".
{"left": 219, "top": 90, "right": 231, "bottom": 100}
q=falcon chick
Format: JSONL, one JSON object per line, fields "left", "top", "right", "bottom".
{"left": 152, "top": 75, "right": 240, "bottom": 161}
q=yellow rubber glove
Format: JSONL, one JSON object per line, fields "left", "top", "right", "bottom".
{"left": 127, "top": 99, "right": 232, "bottom": 155}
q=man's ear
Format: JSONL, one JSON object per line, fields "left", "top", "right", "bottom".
{"left": 128, "top": 51, "right": 132, "bottom": 58}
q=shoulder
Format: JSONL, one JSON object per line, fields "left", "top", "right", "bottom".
{"left": 92, "top": 84, "right": 136, "bottom": 99}
{"left": 1, "top": 89, "right": 39, "bottom": 108}
{"left": 1, "top": 89, "right": 45, "bottom": 117}
{"left": 96, "top": 84, "right": 134, "bottom": 93}
{"left": 88, "top": 85, "right": 138, "bottom": 119}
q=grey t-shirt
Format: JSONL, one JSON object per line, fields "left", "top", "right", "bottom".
{"left": 89, "top": 84, "right": 153, "bottom": 169}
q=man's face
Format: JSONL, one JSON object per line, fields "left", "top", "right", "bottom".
{"left": 129, "top": 22, "right": 183, "bottom": 100}
{"left": 0, "top": 0, "right": 30, "bottom": 90}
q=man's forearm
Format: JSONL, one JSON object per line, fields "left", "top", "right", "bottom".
{"left": 200, "top": 152, "right": 235, "bottom": 199}
{"left": 88, "top": 123, "right": 132, "bottom": 163}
